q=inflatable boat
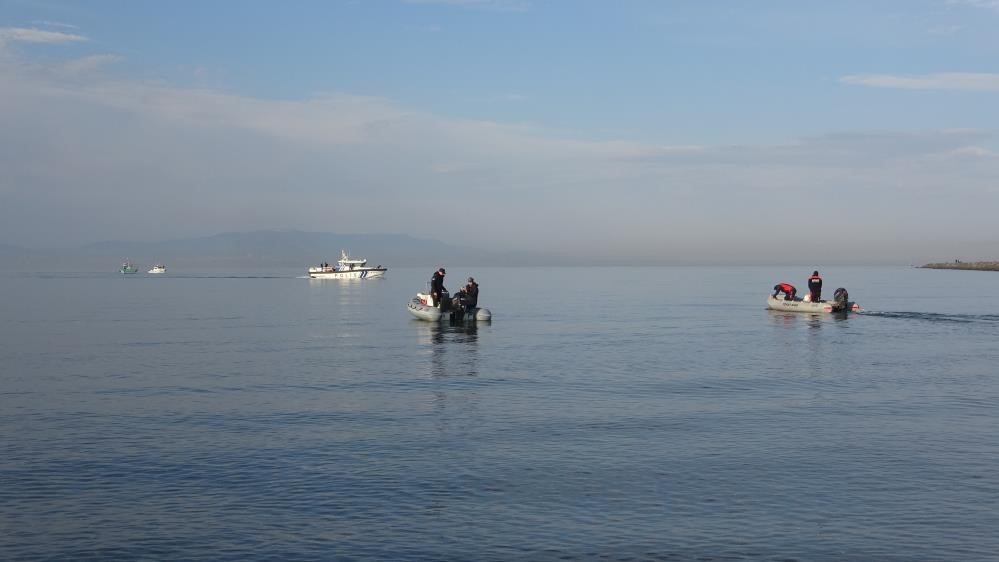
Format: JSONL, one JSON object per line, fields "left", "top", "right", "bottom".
{"left": 407, "top": 291, "right": 492, "bottom": 322}
{"left": 767, "top": 287, "right": 860, "bottom": 313}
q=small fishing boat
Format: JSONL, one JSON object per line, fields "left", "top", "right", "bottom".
{"left": 148, "top": 264, "right": 167, "bottom": 274}
{"left": 767, "top": 287, "right": 859, "bottom": 313}
{"left": 308, "top": 250, "right": 386, "bottom": 279}
{"left": 407, "top": 290, "right": 491, "bottom": 322}
{"left": 119, "top": 260, "right": 138, "bottom": 274}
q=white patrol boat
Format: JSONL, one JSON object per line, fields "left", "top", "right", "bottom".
{"left": 767, "top": 287, "right": 860, "bottom": 313}
{"left": 148, "top": 264, "right": 167, "bottom": 274}
{"left": 308, "top": 250, "right": 387, "bottom": 279}
{"left": 407, "top": 290, "right": 492, "bottom": 322}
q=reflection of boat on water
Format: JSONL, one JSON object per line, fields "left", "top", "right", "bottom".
{"left": 416, "top": 318, "right": 480, "bottom": 378}
{"left": 407, "top": 290, "right": 492, "bottom": 322}
{"left": 308, "top": 250, "right": 386, "bottom": 279}
{"left": 119, "top": 260, "right": 138, "bottom": 274}
{"left": 148, "top": 264, "right": 166, "bottom": 274}
{"left": 767, "top": 287, "right": 859, "bottom": 313}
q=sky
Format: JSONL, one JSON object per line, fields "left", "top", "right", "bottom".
{"left": 1, "top": 0, "right": 998, "bottom": 264}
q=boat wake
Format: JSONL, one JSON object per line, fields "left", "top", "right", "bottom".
{"left": 155, "top": 275, "right": 296, "bottom": 279}
{"left": 859, "top": 310, "right": 999, "bottom": 324}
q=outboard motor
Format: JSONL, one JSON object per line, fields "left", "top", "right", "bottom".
{"left": 438, "top": 290, "right": 452, "bottom": 312}
{"left": 833, "top": 287, "right": 849, "bottom": 310}
{"left": 449, "top": 292, "right": 469, "bottom": 324}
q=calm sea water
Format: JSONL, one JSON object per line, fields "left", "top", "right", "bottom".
{"left": 2, "top": 266, "right": 998, "bottom": 561}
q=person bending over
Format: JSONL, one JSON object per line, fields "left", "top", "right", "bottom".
{"left": 772, "top": 283, "right": 797, "bottom": 301}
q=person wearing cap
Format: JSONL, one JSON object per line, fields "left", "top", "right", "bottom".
{"left": 464, "top": 277, "right": 479, "bottom": 308}
{"left": 807, "top": 270, "right": 823, "bottom": 302}
{"left": 430, "top": 267, "right": 447, "bottom": 307}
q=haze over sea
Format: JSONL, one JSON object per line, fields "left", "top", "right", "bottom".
{"left": 2, "top": 266, "right": 998, "bottom": 561}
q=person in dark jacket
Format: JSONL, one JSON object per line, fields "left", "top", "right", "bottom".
{"left": 772, "top": 282, "right": 797, "bottom": 301}
{"left": 464, "top": 277, "right": 479, "bottom": 308}
{"left": 807, "top": 270, "right": 823, "bottom": 302}
{"left": 430, "top": 267, "right": 446, "bottom": 307}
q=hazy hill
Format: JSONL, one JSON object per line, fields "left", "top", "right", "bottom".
{"left": 1, "top": 231, "right": 560, "bottom": 269}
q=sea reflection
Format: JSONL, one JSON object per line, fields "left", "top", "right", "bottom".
{"left": 767, "top": 310, "right": 852, "bottom": 327}
{"left": 414, "top": 320, "right": 479, "bottom": 378}
{"left": 765, "top": 309, "right": 860, "bottom": 376}
{"left": 767, "top": 310, "right": 802, "bottom": 327}
{"left": 806, "top": 314, "right": 822, "bottom": 330}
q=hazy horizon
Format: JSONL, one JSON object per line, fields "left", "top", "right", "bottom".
{"left": 2, "top": 1, "right": 998, "bottom": 265}
{"left": 0, "top": 229, "right": 992, "bottom": 269}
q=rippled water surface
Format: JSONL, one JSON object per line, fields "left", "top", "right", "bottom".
{"left": 2, "top": 266, "right": 998, "bottom": 560}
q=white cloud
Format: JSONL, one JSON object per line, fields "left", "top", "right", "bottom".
{"left": 935, "top": 145, "right": 994, "bottom": 159}
{"left": 61, "top": 54, "right": 123, "bottom": 74}
{"left": 0, "top": 27, "right": 87, "bottom": 44}
{"left": 841, "top": 72, "right": 999, "bottom": 91}
{"left": 949, "top": 0, "right": 999, "bottom": 12}
{"left": 30, "top": 21, "right": 80, "bottom": 30}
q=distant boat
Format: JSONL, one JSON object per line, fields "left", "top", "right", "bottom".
{"left": 148, "top": 264, "right": 167, "bottom": 274}
{"left": 119, "top": 260, "right": 138, "bottom": 274}
{"left": 308, "top": 250, "right": 387, "bottom": 279}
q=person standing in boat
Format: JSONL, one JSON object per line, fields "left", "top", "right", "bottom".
{"left": 772, "top": 282, "right": 797, "bottom": 301}
{"left": 807, "top": 270, "right": 823, "bottom": 302}
{"left": 430, "top": 267, "right": 447, "bottom": 307}
{"left": 465, "top": 277, "right": 478, "bottom": 308}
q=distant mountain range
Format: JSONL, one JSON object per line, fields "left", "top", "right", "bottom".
{"left": 0, "top": 230, "right": 560, "bottom": 269}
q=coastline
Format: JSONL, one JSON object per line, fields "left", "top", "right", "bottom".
{"left": 920, "top": 261, "right": 999, "bottom": 272}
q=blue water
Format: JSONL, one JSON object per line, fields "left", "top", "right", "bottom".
{"left": 2, "top": 266, "right": 998, "bottom": 560}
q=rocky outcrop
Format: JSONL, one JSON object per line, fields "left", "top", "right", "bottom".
{"left": 921, "top": 261, "right": 999, "bottom": 271}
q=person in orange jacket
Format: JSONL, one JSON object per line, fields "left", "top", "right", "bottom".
{"left": 772, "top": 282, "right": 797, "bottom": 301}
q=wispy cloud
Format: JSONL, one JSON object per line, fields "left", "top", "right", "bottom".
{"left": 403, "top": 0, "right": 531, "bottom": 12}
{"left": 407, "top": 24, "right": 443, "bottom": 33}
{"left": 928, "top": 25, "right": 961, "bottom": 36}
{"left": 430, "top": 161, "right": 482, "bottom": 174}
{"left": 61, "top": 54, "right": 123, "bottom": 74}
{"left": 948, "top": 0, "right": 999, "bottom": 12}
{"left": 2, "top": 38, "right": 998, "bottom": 262}
{"left": 0, "top": 27, "right": 87, "bottom": 44}
{"left": 31, "top": 21, "right": 80, "bottom": 30}
{"left": 470, "top": 93, "right": 528, "bottom": 103}
{"left": 841, "top": 72, "right": 999, "bottom": 91}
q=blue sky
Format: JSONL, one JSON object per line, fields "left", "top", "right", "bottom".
{"left": 1, "top": 0, "right": 998, "bottom": 263}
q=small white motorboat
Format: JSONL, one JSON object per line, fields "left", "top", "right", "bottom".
{"left": 148, "top": 264, "right": 167, "bottom": 274}
{"left": 767, "top": 287, "right": 859, "bottom": 313}
{"left": 308, "top": 250, "right": 386, "bottom": 279}
{"left": 407, "top": 291, "right": 491, "bottom": 322}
